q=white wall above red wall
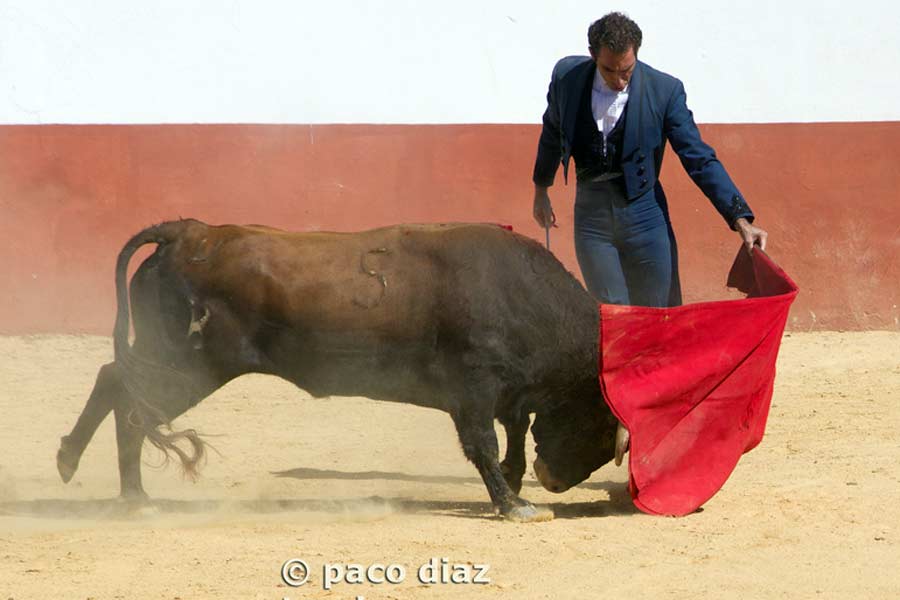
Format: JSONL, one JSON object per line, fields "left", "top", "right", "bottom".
{"left": 1, "top": 0, "right": 898, "bottom": 124}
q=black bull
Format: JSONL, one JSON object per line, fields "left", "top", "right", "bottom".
{"left": 57, "top": 220, "right": 619, "bottom": 521}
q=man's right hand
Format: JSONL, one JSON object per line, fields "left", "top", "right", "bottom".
{"left": 533, "top": 186, "right": 557, "bottom": 229}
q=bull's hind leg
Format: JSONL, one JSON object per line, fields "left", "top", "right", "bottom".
{"left": 57, "top": 362, "right": 119, "bottom": 484}
{"left": 452, "top": 405, "right": 552, "bottom": 522}
{"left": 111, "top": 370, "right": 213, "bottom": 501}
{"left": 113, "top": 395, "right": 149, "bottom": 500}
{"left": 498, "top": 412, "right": 529, "bottom": 495}
{"left": 59, "top": 359, "right": 154, "bottom": 500}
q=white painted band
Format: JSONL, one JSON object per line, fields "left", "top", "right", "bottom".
{"left": 1, "top": 0, "right": 897, "bottom": 124}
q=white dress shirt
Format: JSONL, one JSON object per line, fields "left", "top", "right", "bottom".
{"left": 591, "top": 69, "right": 629, "bottom": 141}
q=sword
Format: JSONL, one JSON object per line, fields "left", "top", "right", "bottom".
{"left": 544, "top": 224, "right": 551, "bottom": 251}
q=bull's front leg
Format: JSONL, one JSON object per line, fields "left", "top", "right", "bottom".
{"left": 452, "top": 407, "right": 553, "bottom": 523}
{"left": 498, "top": 411, "right": 529, "bottom": 495}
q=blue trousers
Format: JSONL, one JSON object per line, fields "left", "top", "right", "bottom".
{"left": 574, "top": 179, "right": 682, "bottom": 307}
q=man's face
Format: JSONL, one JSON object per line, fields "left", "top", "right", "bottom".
{"left": 590, "top": 45, "right": 636, "bottom": 92}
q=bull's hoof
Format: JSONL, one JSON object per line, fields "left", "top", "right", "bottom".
{"left": 124, "top": 501, "right": 161, "bottom": 518}
{"left": 503, "top": 503, "right": 554, "bottom": 523}
{"left": 56, "top": 436, "right": 80, "bottom": 483}
{"left": 133, "top": 504, "right": 162, "bottom": 518}
{"left": 116, "top": 493, "right": 159, "bottom": 518}
{"left": 119, "top": 488, "right": 151, "bottom": 504}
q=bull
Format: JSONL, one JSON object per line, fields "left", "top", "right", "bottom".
{"left": 57, "top": 219, "right": 622, "bottom": 521}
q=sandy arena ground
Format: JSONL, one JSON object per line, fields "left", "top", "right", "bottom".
{"left": 1, "top": 332, "right": 898, "bottom": 599}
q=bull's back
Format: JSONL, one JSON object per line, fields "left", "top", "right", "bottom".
{"left": 167, "top": 222, "right": 580, "bottom": 329}
{"left": 174, "top": 223, "right": 452, "bottom": 334}
{"left": 146, "top": 221, "right": 595, "bottom": 401}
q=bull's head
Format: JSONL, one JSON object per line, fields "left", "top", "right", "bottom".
{"left": 530, "top": 379, "right": 618, "bottom": 493}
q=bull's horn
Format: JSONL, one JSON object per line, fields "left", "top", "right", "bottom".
{"left": 614, "top": 422, "right": 630, "bottom": 467}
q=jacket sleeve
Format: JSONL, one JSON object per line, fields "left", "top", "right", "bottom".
{"left": 532, "top": 66, "right": 563, "bottom": 187}
{"left": 663, "top": 80, "right": 754, "bottom": 228}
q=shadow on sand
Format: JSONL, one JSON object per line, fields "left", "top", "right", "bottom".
{"left": 272, "top": 466, "right": 625, "bottom": 492}
{"left": 0, "top": 467, "right": 637, "bottom": 522}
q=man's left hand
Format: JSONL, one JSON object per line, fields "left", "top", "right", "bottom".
{"left": 734, "top": 218, "right": 768, "bottom": 252}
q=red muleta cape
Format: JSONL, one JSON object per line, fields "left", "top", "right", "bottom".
{"left": 599, "top": 247, "right": 798, "bottom": 516}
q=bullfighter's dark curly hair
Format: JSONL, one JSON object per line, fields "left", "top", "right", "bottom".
{"left": 588, "top": 12, "right": 643, "bottom": 54}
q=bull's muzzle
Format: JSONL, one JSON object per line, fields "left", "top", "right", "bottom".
{"left": 533, "top": 456, "right": 570, "bottom": 493}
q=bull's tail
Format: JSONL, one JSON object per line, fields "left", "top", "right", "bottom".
{"left": 113, "top": 221, "right": 207, "bottom": 480}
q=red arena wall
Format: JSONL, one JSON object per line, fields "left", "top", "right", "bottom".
{"left": 1, "top": 122, "right": 898, "bottom": 334}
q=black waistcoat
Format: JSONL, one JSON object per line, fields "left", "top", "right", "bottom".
{"left": 572, "top": 70, "right": 628, "bottom": 182}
